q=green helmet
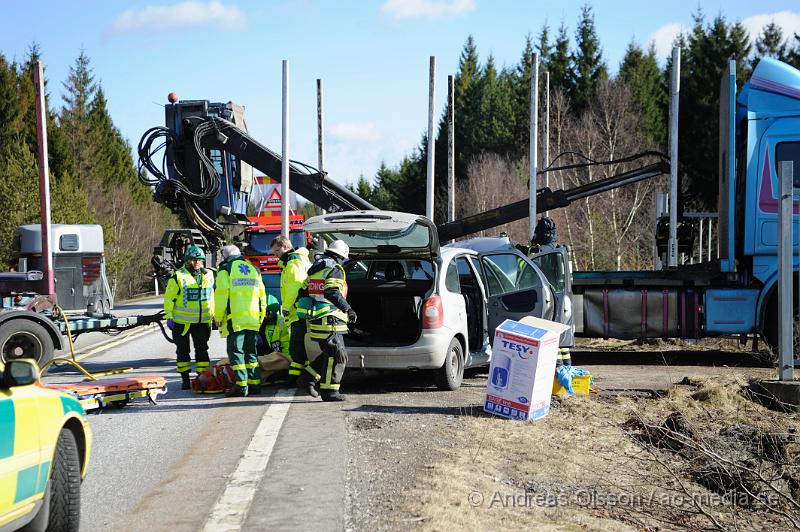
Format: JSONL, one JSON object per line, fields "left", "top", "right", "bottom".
{"left": 184, "top": 245, "right": 206, "bottom": 263}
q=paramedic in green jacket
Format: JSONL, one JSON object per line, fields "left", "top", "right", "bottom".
{"left": 215, "top": 245, "right": 267, "bottom": 397}
{"left": 270, "top": 236, "right": 311, "bottom": 382}
{"left": 163, "top": 245, "right": 215, "bottom": 390}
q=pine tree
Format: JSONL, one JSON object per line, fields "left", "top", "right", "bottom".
{"left": 0, "top": 139, "right": 39, "bottom": 265}
{"left": 619, "top": 42, "right": 667, "bottom": 145}
{"left": 568, "top": 4, "right": 608, "bottom": 114}
{"left": 548, "top": 22, "right": 571, "bottom": 94}
{"left": 784, "top": 33, "right": 800, "bottom": 69}
{"left": 536, "top": 24, "right": 552, "bottom": 69}
{"left": 355, "top": 174, "right": 372, "bottom": 203}
{"left": 0, "top": 53, "right": 20, "bottom": 156}
{"left": 61, "top": 49, "right": 97, "bottom": 183}
{"left": 752, "top": 21, "right": 786, "bottom": 69}
{"left": 677, "top": 11, "right": 751, "bottom": 210}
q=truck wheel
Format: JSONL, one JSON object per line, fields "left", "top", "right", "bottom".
{"left": 0, "top": 319, "right": 55, "bottom": 366}
{"left": 435, "top": 338, "right": 464, "bottom": 391}
{"left": 46, "top": 429, "right": 82, "bottom": 532}
{"left": 763, "top": 292, "right": 799, "bottom": 357}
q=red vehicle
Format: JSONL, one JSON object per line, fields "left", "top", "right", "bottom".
{"left": 242, "top": 215, "right": 308, "bottom": 300}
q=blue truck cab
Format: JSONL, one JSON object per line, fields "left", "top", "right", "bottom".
{"left": 737, "top": 58, "right": 800, "bottom": 346}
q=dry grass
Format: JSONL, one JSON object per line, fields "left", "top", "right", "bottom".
{"left": 405, "top": 374, "right": 799, "bottom": 531}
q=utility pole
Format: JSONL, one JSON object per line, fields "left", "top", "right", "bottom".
{"left": 447, "top": 74, "right": 455, "bottom": 226}
{"left": 543, "top": 71, "right": 550, "bottom": 217}
{"left": 529, "top": 53, "right": 539, "bottom": 241}
{"left": 33, "top": 61, "right": 54, "bottom": 297}
{"left": 778, "top": 160, "right": 794, "bottom": 380}
{"left": 317, "top": 78, "right": 326, "bottom": 215}
{"left": 281, "top": 60, "right": 290, "bottom": 238}
{"left": 426, "top": 56, "right": 436, "bottom": 221}
{"left": 668, "top": 47, "right": 681, "bottom": 268}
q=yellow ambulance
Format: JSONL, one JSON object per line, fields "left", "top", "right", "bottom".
{"left": 0, "top": 359, "right": 91, "bottom": 531}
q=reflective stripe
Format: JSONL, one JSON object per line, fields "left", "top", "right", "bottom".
{"left": 324, "top": 357, "right": 334, "bottom": 386}
{"left": 319, "top": 383, "right": 340, "bottom": 390}
{"left": 230, "top": 364, "right": 247, "bottom": 371}
{"left": 236, "top": 380, "right": 248, "bottom": 387}
{"left": 304, "top": 366, "right": 321, "bottom": 380}
{"left": 232, "top": 278, "right": 258, "bottom": 286}
{"left": 247, "top": 379, "right": 261, "bottom": 385}
{"left": 245, "top": 363, "right": 259, "bottom": 369}
{"left": 288, "top": 369, "right": 302, "bottom": 375}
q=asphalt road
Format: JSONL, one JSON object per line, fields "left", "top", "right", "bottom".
{"left": 38, "top": 299, "right": 780, "bottom": 531}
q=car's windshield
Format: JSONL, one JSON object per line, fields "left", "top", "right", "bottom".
{"left": 316, "top": 222, "right": 430, "bottom": 251}
{"left": 248, "top": 230, "right": 305, "bottom": 254}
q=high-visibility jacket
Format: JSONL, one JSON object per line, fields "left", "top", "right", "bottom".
{"left": 278, "top": 247, "right": 311, "bottom": 324}
{"left": 304, "top": 256, "right": 349, "bottom": 340}
{"left": 214, "top": 256, "right": 266, "bottom": 337}
{"left": 262, "top": 293, "right": 286, "bottom": 351}
{"left": 164, "top": 266, "right": 215, "bottom": 334}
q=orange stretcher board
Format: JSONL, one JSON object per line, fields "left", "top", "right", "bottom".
{"left": 46, "top": 375, "right": 168, "bottom": 413}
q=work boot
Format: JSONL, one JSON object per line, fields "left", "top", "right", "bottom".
{"left": 181, "top": 373, "right": 191, "bottom": 390}
{"left": 321, "top": 391, "right": 346, "bottom": 402}
{"left": 225, "top": 386, "right": 248, "bottom": 398}
{"left": 297, "top": 375, "right": 320, "bottom": 398}
{"left": 249, "top": 385, "right": 262, "bottom": 396}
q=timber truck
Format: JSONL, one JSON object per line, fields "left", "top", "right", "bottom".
{"left": 439, "top": 57, "right": 800, "bottom": 354}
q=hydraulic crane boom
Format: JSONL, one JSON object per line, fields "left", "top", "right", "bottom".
{"left": 198, "top": 116, "right": 375, "bottom": 213}
{"left": 437, "top": 161, "right": 669, "bottom": 242}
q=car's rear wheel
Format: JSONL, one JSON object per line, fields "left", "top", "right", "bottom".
{"left": 47, "top": 429, "right": 82, "bottom": 532}
{"left": 435, "top": 337, "right": 464, "bottom": 391}
{"left": 0, "top": 319, "right": 54, "bottom": 367}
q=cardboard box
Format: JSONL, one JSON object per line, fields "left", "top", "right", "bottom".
{"left": 484, "top": 316, "right": 571, "bottom": 421}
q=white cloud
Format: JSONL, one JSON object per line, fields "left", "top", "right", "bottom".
{"left": 328, "top": 122, "right": 384, "bottom": 143}
{"left": 741, "top": 11, "right": 800, "bottom": 44}
{"left": 382, "top": 0, "right": 475, "bottom": 20}
{"left": 648, "top": 22, "right": 687, "bottom": 59}
{"left": 108, "top": 1, "right": 245, "bottom": 36}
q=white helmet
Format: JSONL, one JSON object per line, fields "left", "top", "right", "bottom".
{"left": 327, "top": 240, "right": 350, "bottom": 260}
{"left": 221, "top": 244, "right": 241, "bottom": 259}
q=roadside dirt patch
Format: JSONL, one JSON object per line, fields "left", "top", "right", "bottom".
{"left": 404, "top": 374, "right": 800, "bottom": 531}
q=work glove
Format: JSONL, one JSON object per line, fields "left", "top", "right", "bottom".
{"left": 166, "top": 318, "right": 175, "bottom": 330}
{"left": 347, "top": 309, "right": 357, "bottom": 324}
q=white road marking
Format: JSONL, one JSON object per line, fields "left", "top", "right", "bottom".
{"left": 202, "top": 388, "right": 296, "bottom": 531}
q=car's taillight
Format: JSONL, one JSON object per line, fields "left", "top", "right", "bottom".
{"left": 422, "top": 295, "right": 443, "bottom": 329}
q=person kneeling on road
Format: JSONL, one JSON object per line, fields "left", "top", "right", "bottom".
{"left": 163, "top": 245, "right": 215, "bottom": 390}
{"left": 298, "top": 240, "right": 355, "bottom": 402}
{"left": 214, "top": 245, "right": 267, "bottom": 397}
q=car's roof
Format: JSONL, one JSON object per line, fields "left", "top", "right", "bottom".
{"left": 439, "top": 246, "right": 476, "bottom": 260}
{"left": 444, "top": 235, "right": 519, "bottom": 254}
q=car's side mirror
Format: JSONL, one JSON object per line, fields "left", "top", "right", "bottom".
{"left": 1, "top": 359, "right": 40, "bottom": 387}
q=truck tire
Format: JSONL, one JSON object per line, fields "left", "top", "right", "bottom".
{"left": 763, "top": 291, "right": 799, "bottom": 357}
{"left": 46, "top": 429, "right": 82, "bottom": 532}
{"left": 435, "top": 338, "right": 464, "bottom": 391}
{"left": 0, "top": 319, "right": 55, "bottom": 366}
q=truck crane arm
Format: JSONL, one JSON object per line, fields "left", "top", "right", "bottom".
{"left": 437, "top": 160, "right": 669, "bottom": 242}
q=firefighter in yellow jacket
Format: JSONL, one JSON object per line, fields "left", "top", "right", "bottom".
{"left": 298, "top": 240, "right": 356, "bottom": 402}
{"left": 214, "top": 245, "right": 267, "bottom": 397}
{"left": 163, "top": 245, "right": 215, "bottom": 390}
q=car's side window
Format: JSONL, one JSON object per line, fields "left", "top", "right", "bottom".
{"left": 481, "top": 254, "right": 538, "bottom": 296}
{"left": 445, "top": 261, "right": 461, "bottom": 293}
{"left": 531, "top": 252, "right": 566, "bottom": 292}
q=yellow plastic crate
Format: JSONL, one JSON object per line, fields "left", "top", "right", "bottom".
{"left": 552, "top": 374, "right": 591, "bottom": 395}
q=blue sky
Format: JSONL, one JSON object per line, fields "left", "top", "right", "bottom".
{"left": 1, "top": 0, "right": 799, "bottom": 187}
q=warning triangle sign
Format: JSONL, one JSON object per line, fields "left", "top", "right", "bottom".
{"left": 266, "top": 188, "right": 282, "bottom": 206}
